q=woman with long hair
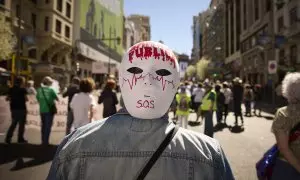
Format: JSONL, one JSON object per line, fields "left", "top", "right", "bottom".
{"left": 98, "top": 79, "right": 118, "bottom": 118}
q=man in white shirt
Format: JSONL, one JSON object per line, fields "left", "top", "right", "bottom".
{"left": 192, "top": 83, "right": 205, "bottom": 122}
{"left": 222, "top": 82, "right": 232, "bottom": 123}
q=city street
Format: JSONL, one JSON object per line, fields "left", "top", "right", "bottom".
{"left": 0, "top": 104, "right": 275, "bottom": 180}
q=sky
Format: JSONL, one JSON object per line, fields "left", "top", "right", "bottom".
{"left": 124, "top": 0, "right": 210, "bottom": 56}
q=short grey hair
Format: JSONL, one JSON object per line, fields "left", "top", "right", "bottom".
{"left": 282, "top": 72, "right": 300, "bottom": 104}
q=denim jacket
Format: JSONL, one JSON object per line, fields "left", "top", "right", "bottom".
{"left": 47, "top": 109, "right": 234, "bottom": 180}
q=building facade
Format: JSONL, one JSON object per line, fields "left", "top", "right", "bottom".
{"left": 206, "top": 0, "right": 225, "bottom": 77}
{"left": 273, "top": 0, "right": 300, "bottom": 82}
{"left": 239, "top": 0, "right": 274, "bottom": 85}
{"left": 127, "top": 14, "right": 151, "bottom": 42}
{"left": 191, "top": 15, "right": 202, "bottom": 63}
{"left": 123, "top": 18, "right": 138, "bottom": 51}
{"left": 177, "top": 54, "right": 190, "bottom": 79}
{"left": 73, "top": 0, "right": 124, "bottom": 84}
{"left": 224, "top": 0, "right": 242, "bottom": 80}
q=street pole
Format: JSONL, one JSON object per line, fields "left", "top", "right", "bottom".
{"left": 16, "top": 0, "right": 23, "bottom": 76}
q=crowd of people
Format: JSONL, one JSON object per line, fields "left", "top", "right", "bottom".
{"left": 170, "top": 77, "right": 264, "bottom": 137}
{"left": 4, "top": 75, "right": 119, "bottom": 145}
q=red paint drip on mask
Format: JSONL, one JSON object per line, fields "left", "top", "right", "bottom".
{"left": 122, "top": 73, "right": 175, "bottom": 91}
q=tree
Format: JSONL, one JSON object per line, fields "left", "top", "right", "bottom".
{"left": 196, "top": 57, "right": 210, "bottom": 80}
{"left": 185, "top": 65, "right": 196, "bottom": 78}
{"left": 0, "top": 16, "right": 16, "bottom": 60}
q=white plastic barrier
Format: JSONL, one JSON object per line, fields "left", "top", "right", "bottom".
{"left": 0, "top": 95, "right": 102, "bottom": 134}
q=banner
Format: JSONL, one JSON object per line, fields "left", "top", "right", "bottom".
{"left": 0, "top": 95, "right": 103, "bottom": 134}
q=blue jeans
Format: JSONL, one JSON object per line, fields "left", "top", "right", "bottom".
{"left": 40, "top": 112, "right": 54, "bottom": 145}
{"left": 204, "top": 111, "right": 214, "bottom": 138}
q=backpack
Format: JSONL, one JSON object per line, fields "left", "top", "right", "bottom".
{"left": 178, "top": 96, "right": 189, "bottom": 111}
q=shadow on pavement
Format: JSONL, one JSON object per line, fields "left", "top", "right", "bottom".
{"left": 262, "top": 115, "right": 274, "bottom": 120}
{"left": 0, "top": 143, "right": 58, "bottom": 171}
{"left": 228, "top": 125, "right": 245, "bottom": 133}
{"left": 188, "top": 121, "right": 202, "bottom": 127}
{"left": 214, "top": 123, "right": 228, "bottom": 132}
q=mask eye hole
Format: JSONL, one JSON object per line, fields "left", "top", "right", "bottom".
{"left": 127, "top": 67, "right": 143, "bottom": 74}
{"left": 156, "top": 69, "right": 172, "bottom": 76}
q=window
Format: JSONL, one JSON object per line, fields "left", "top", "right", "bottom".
{"left": 45, "top": 0, "right": 50, "bottom": 3}
{"left": 55, "top": 19, "right": 61, "bottom": 33}
{"left": 57, "top": 0, "right": 62, "bottom": 12}
{"left": 0, "top": 0, "right": 5, "bottom": 5}
{"left": 31, "top": 0, "right": 37, "bottom": 4}
{"left": 16, "top": 4, "right": 20, "bottom": 17}
{"left": 28, "top": 49, "right": 37, "bottom": 59}
{"left": 276, "top": 0, "right": 285, "bottom": 10}
{"left": 277, "top": 16, "right": 284, "bottom": 32}
{"left": 290, "top": 45, "right": 298, "bottom": 64}
{"left": 254, "top": 0, "right": 259, "bottom": 21}
{"left": 266, "top": 0, "right": 271, "bottom": 12}
{"left": 289, "top": 7, "right": 298, "bottom": 26}
{"left": 66, "top": 3, "right": 71, "bottom": 18}
{"left": 279, "top": 49, "right": 285, "bottom": 65}
{"left": 243, "top": 0, "right": 247, "bottom": 30}
{"left": 65, "top": 25, "right": 70, "bottom": 38}
{"left": 31, "top": 13, "right": 36, "bottom": 29}
{"left": 44, "top": 16, "right": 49, "bottom": 31}
{"left": 130, "top": 36, "right": 134, "bottom": 46}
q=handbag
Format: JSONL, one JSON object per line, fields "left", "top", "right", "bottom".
{"left": 41, "top": 87, "right": 57, "bottom": 115}
{"left": 256, "top": 122, "right": 300, "bottom": 180}
{"left": 135, "top": 126, "right": 179, "bottom": 180}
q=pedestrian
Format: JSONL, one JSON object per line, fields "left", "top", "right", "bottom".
{"left": 176, "top": 86, "right": 191, "bottom": 129}
{"left": 201, "top": 82, "right": 216, "bottom": 138}
{"left": 244, "top": 84, "right": 254, "bottom": 117}
{"left": 70, "top": 78, "right": 96, "bottom": 130}
{"left": 47, "top": 41, "right": 234, "bottom": 180}
{"left": 232, "top": 78, "right": 244, "bottom": 126}
{"left": 62, "top": 76, "right": 80, "bottom": 135}
{"left": 192, "top": 83, "right": 205, "bottom": 122}
{"left": 36, "top": 76, "right": 58, "bottom": 145}
{"left": 26, "top": 80, "right": 36, "bottom": 95}
{"left": 223, "top": 82, "right": 232, "bottom": 123}
{"left": 253, "top": 84, "right": 262, "bottom": 117}
{"left": 98, "top": 79, "right": 118, "bottom": 118}
{"left": 271, "top": 72, "right": 300, "bottom": 179}
{"left": 5, "top": 76, "right": 28, "bottom": 144}
{"left": 215, "top": 84, "right": 225, "bottom": 124}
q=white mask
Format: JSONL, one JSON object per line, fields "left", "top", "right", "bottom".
{"left": 119, "top": 41, "right": 180, "bottom": 119}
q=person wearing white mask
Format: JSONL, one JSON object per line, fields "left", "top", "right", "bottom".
{"left": 47, "top": 41, "right": 233, "bottom": 180}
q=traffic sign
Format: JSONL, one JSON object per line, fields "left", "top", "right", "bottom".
{"left": 268, "top": 60, "right": 277, "bottom": 74}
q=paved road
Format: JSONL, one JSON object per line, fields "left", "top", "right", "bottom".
{"left": 0, "top": 105, "right": 275, "bottom": 180}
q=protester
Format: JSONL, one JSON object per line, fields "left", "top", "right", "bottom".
{"left": 70, "top": 78, "right": 95, "bottom": 130}
{"left": 253, "top": 84, "right": 263, "bottom": 117}
{"left": 201, "top": 82, "right": 216, "bottom": 137}
{"left": 36, "top": 76, "right": 58, "bottom": 145}
{"left": 63, "top": 77, "right": 80, "bottom": 135}
{"left": 215, "top": 84, "right": 225, "bottom": 124}
{"left": 47, "top": 41, "right": 233, "bottom": 180}
{"left": 223, "top": 82, "right": 232, "bottom": 123}
{"left": 271, "top": 72, "right": 300, "bottom": 179}
{"left": 26, "top": 80, "right": 36, "bottom": 95}
{"left": 98, "top": 79, "right": 118, "bottom": 118}
{"left": 176, "top": 86, "right": 191, "bottom": 129}
{"left": 244, "top": 84, "right": 254, "bottom": 117}
{"left": 192, "top": 83, "right": 205, "bottom": 122}
{"left": 5, "top": 76, "right": 28, "bottom": 144}
{"left": 232, "top": 78, "right": 244, "bottom": 126}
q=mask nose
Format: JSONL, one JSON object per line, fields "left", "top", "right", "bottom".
{"left": 144, "top": 74, "right": 153, "bottom": 86}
